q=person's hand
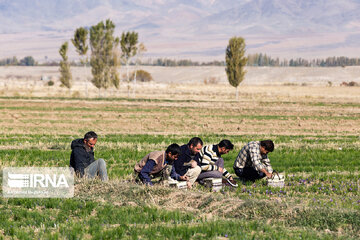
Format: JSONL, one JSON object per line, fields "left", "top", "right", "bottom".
{"left": 187, "top": 181, "right": 192, "bottom": 189}
{"left": 218, "top": 167, "right": 224, "bottom": 173}
{"left": 180, "top": 175, "right": 189, "bottom": 181}
{"left": 266, "top": 172, "right": 273, "bottom": 179}
{"left": 190, "top": 161, "right": 197, "bottom": 168}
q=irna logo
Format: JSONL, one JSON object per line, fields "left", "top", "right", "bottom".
{"left": 7, "top": 173, "right": 69, "bottom": 188}
{"left": 3, "top": 167, "right": 74, "bottom": 198}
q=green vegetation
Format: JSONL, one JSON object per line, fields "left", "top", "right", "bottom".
{"left": 0, "top": 56, "right": 36, "bottom": 66}
{"left": 225, "top": 36, "right": 247, "bottom": 100}
{"left": 247, "top": 54, "right": 360, "bottom": 67}
{"left": 72, "top": 27, "right": 89, "bottom": 62}
{"left": 130, "top": 69, "right": 153, "bottom": 82}
{"left": 0, "top": 132, "right": 359, "bottom": 239}
{"left": 0, "top": 96, "right": 359, "bottom": 239}
{"left": 59, "top": 41, "right": 72, "bottom": 90}
{"left": 121, "top": 31, "right": 139, "bottom": 97}
{"left": 2, "top": 54, "right": 360, "bottom": 68}
{"left": 89, "top": 19, "right": 120, "bottom": 94}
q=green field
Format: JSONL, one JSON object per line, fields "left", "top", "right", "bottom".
{"left": 0, "top": 91, "right": 359, "bottom": 239}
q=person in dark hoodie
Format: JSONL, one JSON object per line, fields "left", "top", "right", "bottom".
{"left": 70, "top": 131, "right": 108, "bottom": 181}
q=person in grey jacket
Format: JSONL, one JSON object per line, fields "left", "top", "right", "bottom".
{"left": 70, "top": 131, "right": 108, "bottom": 181}
{"left": 134, "top": 143, "right": 186, "bottom": 186}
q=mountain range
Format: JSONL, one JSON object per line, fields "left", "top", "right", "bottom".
{"left": 1, "top": 0, "right": 360, "bottom": 61}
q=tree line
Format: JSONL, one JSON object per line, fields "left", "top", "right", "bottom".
{"left": 2, "top": 54, "right": 360, "bottom": 68}
{"left": 0, "top": 56, "right": 36, "bottom": 66}
{"left": 147, "top": 55, "right": 360, "bottom": 67}
{"left": 247, "top": 54, "right": 360, "bottom": 67}
{"left": 141, "top": 58, "right": 226, "bottom": 66}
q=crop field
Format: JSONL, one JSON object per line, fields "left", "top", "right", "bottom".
{"left": 0, "top": 73, "right": 360, "bottom": 239}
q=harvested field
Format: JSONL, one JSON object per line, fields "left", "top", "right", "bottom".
{"left": 0, "top": 66, "right": 359, "bottom": 239}
{"left": 0, "top": 85, "right": 359, "bottom": 137}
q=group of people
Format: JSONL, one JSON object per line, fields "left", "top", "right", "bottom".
{"left": 70, "top": 131, "right": 275, "bottom": 188}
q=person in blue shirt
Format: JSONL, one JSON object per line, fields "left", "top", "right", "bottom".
{"left": 134, "top": 143, "right": 188, "bottom": 185}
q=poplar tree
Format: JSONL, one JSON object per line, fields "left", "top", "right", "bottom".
{"left": 59, "top": 41, "right": 72, "bottom": 93}
{"left": 72, "top": 27, "right": 89, "bottom": 61}
{"left": 72, "top": 27, "right": 89, "bottom": 97}
{"left": 225, "top": 37, "right": 247, "bottom": 100}
{"left": 120, "top": 31, "right": 138, "bottom": 97}
{"left": 132, "top": 42, "right": 146, "bottom": 97}
{"left": 89, "top": 19, "right": 120, "bottom": 97}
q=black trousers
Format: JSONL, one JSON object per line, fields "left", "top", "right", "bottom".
{"left": 234, "top": 167, "right": 265, "bottom": 182}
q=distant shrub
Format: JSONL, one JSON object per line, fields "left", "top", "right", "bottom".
{"left": 340, "top": 81, "right": 359, "bottom": 87}
{"left": 203, "top": 76, "right": 220, "bottom": 85}
{"left": 19, "top": 56, "right": 36, "bottom": 66}
{"left": 130, "top": 70, "right": 153, "bottom": 82}
{"left": 282, "top": 83, "right": 298, "bottom": 86}
{"left": 47, "top": 80, "right": 54, "bottom": 86}
{"left": 72, "top": 91, "right": 81, "bottom": 98}
{"left": 348, "top": 81, "right": 359, "bottom": 87}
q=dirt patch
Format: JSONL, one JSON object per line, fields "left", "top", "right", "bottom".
{"left": 0, "top": 94, "right": 359, "bottom": 137}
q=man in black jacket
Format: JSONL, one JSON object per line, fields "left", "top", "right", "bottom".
{"left": 70, "top": 131, "right": 108, "bottom": 181}
{"left": 173, "top": 137, "right": 202, "bottom": 188}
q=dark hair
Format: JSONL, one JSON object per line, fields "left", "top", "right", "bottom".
{"left": 84, "top": 131, "right": 98, "bottom": 141}
{"left": 218, "top": 139, "right": 234, "bottom": 150}
{"left": 187, "top": 137, "right": 203, "bottom": 147}
{"left": 260, "top": 140, "right": 274, "bottom": 152}
{"left": 166, "top": 143, "right": 181, "bottom": 155}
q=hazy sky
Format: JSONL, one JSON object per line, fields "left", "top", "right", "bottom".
{"left": 1, "top": 0, "right": 360, "bottom": 62}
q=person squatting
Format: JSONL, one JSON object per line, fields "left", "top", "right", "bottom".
{"left": 70, "top": 132, "right": 276, "bottom": 188}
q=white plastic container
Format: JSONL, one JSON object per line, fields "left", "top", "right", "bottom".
{"left": 267, "top": 172, "right": 285, "bottom": 188}
{"left": 203, "top": 178, "right": 222, "bottom": 192}
{"left": 169, "top": 180, "right": 187, "bottom": 190}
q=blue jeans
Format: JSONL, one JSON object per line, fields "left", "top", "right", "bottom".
{"left": 84, "top": 159, "right": 108, "bottom": 181}
{"left": 197, "top": 158, "right": 224, "bottom": 180}
{"left": 234, "top": 167, "right": 265, "bottom": 182}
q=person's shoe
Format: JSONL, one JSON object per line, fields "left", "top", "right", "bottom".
{"left": 224, "top": 178, "right": 238, "bottom": 187}
{"left": 167, "top": 177, "right": 178, "bottom": 184}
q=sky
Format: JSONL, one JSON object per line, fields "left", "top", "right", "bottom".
{"left": 1, "top": 0, "right": 360, "bottom": 62}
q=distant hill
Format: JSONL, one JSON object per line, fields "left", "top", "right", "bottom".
{"left": 1, "top": 0, "right": 360, "bottom": 61}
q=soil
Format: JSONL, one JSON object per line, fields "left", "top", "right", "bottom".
{"left": 0, "top": 89, "right": 359, "bottom": 137}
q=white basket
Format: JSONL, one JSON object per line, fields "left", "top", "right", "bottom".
{"left": 169, "top": 180, "right": 187, "bottom": 190}
{"left": 203, "top": 178, "right": 222, "bottom": 192}
{"left": 267, "top": 172, "right": 285, "bottom": 188}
